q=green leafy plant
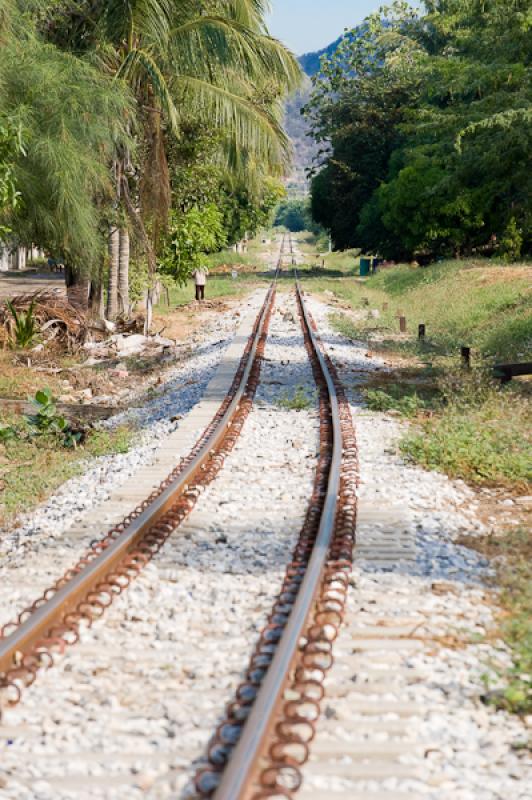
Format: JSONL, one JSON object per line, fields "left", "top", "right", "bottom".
{"left": 6, "top": 300, "right": 38, "bottom": 349}
{"left": 0, "top": 424, "right": 17, "bottom": 443}
{"left": 277, "top": 386, "right": 313, "bottom": 411}
{"left": 26, "top": 388, "right": 82, "bottom": 448}
{"left": 364, "top": 386, "right": 431, "bottom": 418}
{"left": 160, "top": 204, "right": 227, "bottom": 285}
{"left": 401, "top": 387, "right": 531, "bottom": 488}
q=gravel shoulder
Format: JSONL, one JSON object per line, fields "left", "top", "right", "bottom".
{"left": 299, "top": 294, "right": 531, "bottom": 800}
{"left": 0, "top": 291, "right": 266, "bottom": 626}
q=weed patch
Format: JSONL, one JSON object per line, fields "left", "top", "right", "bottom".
{"left": 459, "top": 528, "right": 531, "bottom": 715}
{"left": 364, "top": 386, "right": 434, "bottom": 418}
{"left": 0, "top": 419, "right": 133, "bottom": 523}
{"left": 277, "top": 386, "right": 314, "bottom": 411}
{"left": 401, "top": 378, "right": 531, "bottom": 489}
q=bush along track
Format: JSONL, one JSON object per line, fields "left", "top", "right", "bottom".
{"left": 302, "top": 259, "right": 532, "bottom": 492}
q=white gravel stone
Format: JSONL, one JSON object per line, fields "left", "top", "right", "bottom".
{"left": 0, "top": 290, "right": 321, "bottom": 799}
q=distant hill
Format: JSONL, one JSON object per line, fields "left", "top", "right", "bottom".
{"left": 283, "top": 76, "right": 316, "bottom": 196}
{"left": 298, "top": 36, "right": 344, "bottom": 76}
{"left": 284, "top": 31, "right": 358, "bottom": 195}
{"left": 283, "top": 36, "right": 344, "bottom": 196}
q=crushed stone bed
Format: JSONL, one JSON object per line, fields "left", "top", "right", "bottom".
{"left": 0, "top": 292, "right": 266, "bottom": 629}
{"left": 0, "top": 292, "right": 320, "bottom": 799}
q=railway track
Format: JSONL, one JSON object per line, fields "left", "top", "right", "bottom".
{"left": 0, "top": 268, "right": 278, "bottom": 704}
{"left": 0, "top": 234, "right": 359, "bottom": 799}
{"left": 1, "top": 235, "right": 528, "bottom": 800}
{"left": 193, "top": 248, "right": 358, "bottom": 799}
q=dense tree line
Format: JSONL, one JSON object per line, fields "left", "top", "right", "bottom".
{"left": 0, "top": 0, "right": 300, "bottom": 323}
{"left": 305, "top": 0, "right": 531, "bottom": 261}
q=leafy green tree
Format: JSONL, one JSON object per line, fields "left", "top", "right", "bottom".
{"left": 42, "top": 0, "right": 301, "bottom": 323}
{"left": 0, "top": 5, "right": 132, "bottom": 306}
{"left": 305, "top": 6, "right": 421, "bottom": 250}
{"left": 0, "top": 117, "right": 23, "bottom": 236}
{"left": 160, "top": 204, "right": 227, "bottom": 285}
{"left": 222, "top": 178, "right": 286, "bottom": 244}
{"left": 274, "top": 198, "right": 319, "bottom": 232}
{"left": 306, "top": 0, "right": 532, "bottom": 260}
{"left": 275, "top": 200, "right": 306, "bottom": 232}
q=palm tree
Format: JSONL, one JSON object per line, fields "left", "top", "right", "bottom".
{"left": 39, "top": 0, "right": 300, "bottom": 323}
{"left": 106, "top": 227, "right": 119, "bottom": 319}
{"left": 91, "top": 0, "right": 301, "bottom": 326}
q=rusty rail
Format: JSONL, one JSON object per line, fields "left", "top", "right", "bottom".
{"left": 0, "top": 270, "right": 280, "bottom": 706}
{"left": 196, "top": 269, "right": 358, "bottom": 799}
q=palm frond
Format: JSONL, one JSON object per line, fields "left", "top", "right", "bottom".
{"left": 173, "top": 74, "right": 292, "bottom": 175}
{"left": 170, "top": 15, "right": 301, "bottom": 92}
{"left": 117, "top": 47, "right": 180, "bottom": 131}
{"left": 103, "top": 0, "right": 172, "bottom": 51}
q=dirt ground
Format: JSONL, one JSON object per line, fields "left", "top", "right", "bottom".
{"left": 0, "top": 284, "right": 246, "bottom": 413}
{"left": 0, "top": 270, "right": 65, "bottom": 300}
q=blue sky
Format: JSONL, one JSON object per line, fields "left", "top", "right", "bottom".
{"left": 267, "top": 0, "right": 383, "bottom": 54}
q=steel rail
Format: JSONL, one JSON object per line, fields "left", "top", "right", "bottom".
{"left": 0, "top": 277, "right": 278, "bottom": 678}
{"left": 212, "top": 271, "right": 344, "bottom": 800}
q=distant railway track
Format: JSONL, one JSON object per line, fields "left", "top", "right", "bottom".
{"left": 1, "top": 235, "right": 359, "bottom": 800}
{"left": 195, "top": 239, "right": 358, "bottom": 798}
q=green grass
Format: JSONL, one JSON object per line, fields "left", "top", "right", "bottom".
{"left": 0, "top": 423, "right": 133, "bottom": 523}
{"left": 204, "top": 250, "right": 265, "bottom": 270}
{"left": 301, "top": 257, "right": 532, "bottom": 491}
{"left": 301, "top": 259, "right": 531, "bottom": 363}
{"left": 495, "top": 529, "right": 532, "bottom": 716}
{"left": 401, "top": 382, "right": 531, "bottom": 488}
{"left": 460, "top": 527, "right": 532, "bottom": 716}
{"left": 364, "top": 385, "right": 435, "bottom": 418}
{"left": 276, "top": 386, "right": 314, "bottom": 411}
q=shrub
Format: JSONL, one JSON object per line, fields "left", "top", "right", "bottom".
{"left": 26, "top": 388, "right": 82, "bottom": 448}
{"left": 364, "top": 386, "right": 430, "bottom": 418}
{"left": 6, "top": 299, "right": 38, "bottom": 348}
{"left": 277, "top": 386, "right": 313, "bottom": 411}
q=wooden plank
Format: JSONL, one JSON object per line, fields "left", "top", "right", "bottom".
{"left": 493, "top": 362, "right": 532, "bottom": 383}
{"left": 0, "top": 397, "right": 122, "bottom": 422}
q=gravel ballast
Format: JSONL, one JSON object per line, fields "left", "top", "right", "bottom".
{"left": 0, "top": 270, "right": 529, "bottom": 800}
{"left": 0, "top": 292, "right": 320, "bottom": 799}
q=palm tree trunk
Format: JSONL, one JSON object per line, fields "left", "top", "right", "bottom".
{"left": 0, "top": 246, "right": 9, "bottom": 272}
{"left": 118, "top": 227, "right": 130, "bottom": 315}
{"left": 120, "top": 174, "right": 157, "bottom": 334}
{"left": 106, "top": 227, "right": 119, "bottom": 319}
{"left": 16, "top": 247, "right": 26, "bottom": 270}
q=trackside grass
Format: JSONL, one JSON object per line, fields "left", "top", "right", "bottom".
{"left": 459, "top": 527, "right": 532, "bottom": 716}
{"left": 299, "top": 252, "right": 531, "bottom": 714}
{"left": 0, "top": 423, "right": 133, "bottom": 525}
{"left": 298, "top": 258, "right": 531, "bottom": 489}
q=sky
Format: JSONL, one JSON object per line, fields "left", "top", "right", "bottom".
{"left": 266, "top": 0, "right": 383, "bottom": 55}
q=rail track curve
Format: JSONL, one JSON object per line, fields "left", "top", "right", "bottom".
{"left": 1, "top": 236, "right": 360, "bottom": 800}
